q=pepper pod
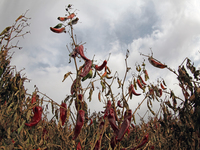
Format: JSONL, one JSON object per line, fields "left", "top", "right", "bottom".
{"left": 60, "top": 102, "right": 67, "bottom": 126}
{"left": 25, "top": 106, "right": 43, "bottom": 127}
{"left": 73, "top": 110, "right": 85, "bottom": 140}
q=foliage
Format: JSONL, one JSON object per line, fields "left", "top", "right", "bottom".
{"left": 0, "top": 5, "right": 200, "bottom": 150}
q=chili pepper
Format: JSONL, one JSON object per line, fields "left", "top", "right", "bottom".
{"left": 73, "top": 110, "right": 85, "bottom": 140}
{"left": 117, "top": 100, "right": 123, "bottom": 108}
{"left": 68, "top": 17, "right": 79, "bottom": 25}
{"left": 76, "top": 142, "right": 81, "bottom": 150}
{"left": 82, "top": 69, "right": 93, "bottom": 81}
{"left": 31, "top": 94, "right": 37, "bottom": 104}
{"left": 158, "top": 88, "right": 162, "bottom": 97}
{"left": 60, "top": 102, "right": 67, "bottom": 126}
{"left": 80, "top": 60, "right": 92, "bottom": 77}
{"left": 131, "top": 123, "right": 135, "bottom": 128}
{"left": 98, "top": 91, "right": 101, "bottom": 102}
{"left": 108, "top": 108, "right": 119, "bottom": 134}
{"left": 116, "top": 118, "right": 130, "bottom": 142}
{"left": 25, "top": 106, "right": 43, "bottom": 127}
{"left": 144, "top": 69, "right": 149, "bottom": 81}
{"left": 101, "top": 71, "right": 107, "bottom": 78}
{"left": 75, "top": 45, "right": 89, "bottom": 61}
{"left": 137, "top": 78, "right": 143, "bottom": 90}
{"left": 129, "top": 84, "right": 141, "bottom": 97}
{"left": 50, "top": 27, "right": 65, "bottom": 33}
{"left": 89, "top": 118, "right": 93, "bottom": 126}
{"left": 53, "top": 23, "right": 63, "bottom": 28}
{"left": 148, "top": 57, "right": 167, "bottom": 69}
{"left": 66, "top": 13, "right": 75, "bottom": 19}
{"left": 95, "top": 60, "right": 107, "bottom": 71}
{"left": 139, "top": 75, "right": 146, "bottom": 85}
{"left": 57, "top": 17, "right": 68, "bottom": 21}
{"left": 160, "top": 83, "right": 166, "bottom": 90}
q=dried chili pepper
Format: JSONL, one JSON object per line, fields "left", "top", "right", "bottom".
{"left": 76, "top": 142, "right": 81, "bottom": 150}
{"left": 78, "top": 94, "right": 83, "bottom": 101}
{"left": 89, "top": 118, "right": 93, "bottom": 126}
{"left": 158, "top": 88, "right": 162, "bottom": 97}
{"left": 117, "top": 100, "right": 123, "bottom": 108}
{"left": 60, "top": 102, "right": 67, "bottom": 126}
{"left": 50, "top": 27, "right": 65, "bottom": 33}
{"left": 160, "top": 83, "right": 166, "bottom": 90}
{"left": 144, "top": 69, "right": 149, "bottom": 81}
{"left": 137, "top": 78, "right": 143, "bottom": 90}
{"left": 75, "top": 45, "right": 89, "bottom": 61}
{"left": 25, "top": 106, "right": 43, "bottom": 127}
{"left": 139, "top": 75, "right": 146, "bottom": 85}
{"left": 116, "top": 118, "right": 130, "bottom": 142}
{"left": 148, "top": 57, "right": 167, "bottom": 69}
{"left": 95, "top": 60, "right": 107, "bottom": 71}
{"left": 66, "top": 13, "right": 75, "bottom": 19}
{"left": 108, "top": 108, "right": 119, "bottom": 134}
{"left": 58, "top": 17, "right": 68, "bottom": 21}
{"left": 31, "top": 94, "right": 37, "bottom": 104}
{"left": 129, "top": 84, "right": 141, "bottom": 98}
{"left": 73, "top": 110, "right": 85, "bottom": 140}
{"left": 80, "top": 60, "right": 92, "bottom": 77}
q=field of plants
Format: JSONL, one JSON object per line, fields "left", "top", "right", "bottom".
{"left": 0, "top": 5, "right": 200, "bottom": 150}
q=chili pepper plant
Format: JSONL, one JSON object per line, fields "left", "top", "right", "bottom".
{"left": 0, "top": 5, "right": 200, "bottom": 150}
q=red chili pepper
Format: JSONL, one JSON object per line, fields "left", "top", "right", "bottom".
{"left": 108, "top": 108, "right": 119, "bottom": 134}
{"left": 95, "top": 60, "right": 107, "bottom": 71}
{"left": 66, "top": 13, "right": 75, "bottom": 19}
{"left": 76, "top": 142, "right": 81, "bottom": 150}
{"left": 129, "top": 84, "right": 141, "bottom": 97}
{"left": 80, "top": 60, "right": 92, "bottom": 77}
{"left": 75, "top": 45, "right": 89, "bottom": 61}
{"left": 50, "top": 27, "right": 65, "bottom": 33}
{"left": 148, "top": 57, "right": 167, "bottom": 69}
{"left": 160, "top": 83, "right": 166, "bottom": 90}
{"left": 31, "top": 94, "right": 36, "bottom": 104}
{"left": 60, "top": 102, "right": 67, "bottom": 126}
{"left": 73, "top": 110, "right": 85, "bottom": 140}
{"left": 158, "top": 88, "right": 162, "bottom": 97}
{"left": 89, "top": 118, "right": 93, "bottom": 126}
{"left": 137, "top": 78, "right": 143, "bottom": 90}
{"left": 57, "top": 17, "right": 68, "bottom": 21}
{"left": 139, "top": 75, "right": 146, "bottom": 85}
{"left": 131, "top": 123, "right": 135, "bottom": 128}
{"left": 117, "top": 100, "right": 123, "bottom": 108}
{"left": 116, "top": 118, "right": 130, "bottom": 142}
{"left": 25, "top": 106, "right": 43, "bottom": 127}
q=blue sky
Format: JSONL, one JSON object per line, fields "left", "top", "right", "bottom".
{"left": 1, "top": 0, "right": 200, "bottom": 123}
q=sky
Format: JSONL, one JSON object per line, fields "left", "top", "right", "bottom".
{"left": 1, "top": 0, "right": 200, "bottom": 123}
